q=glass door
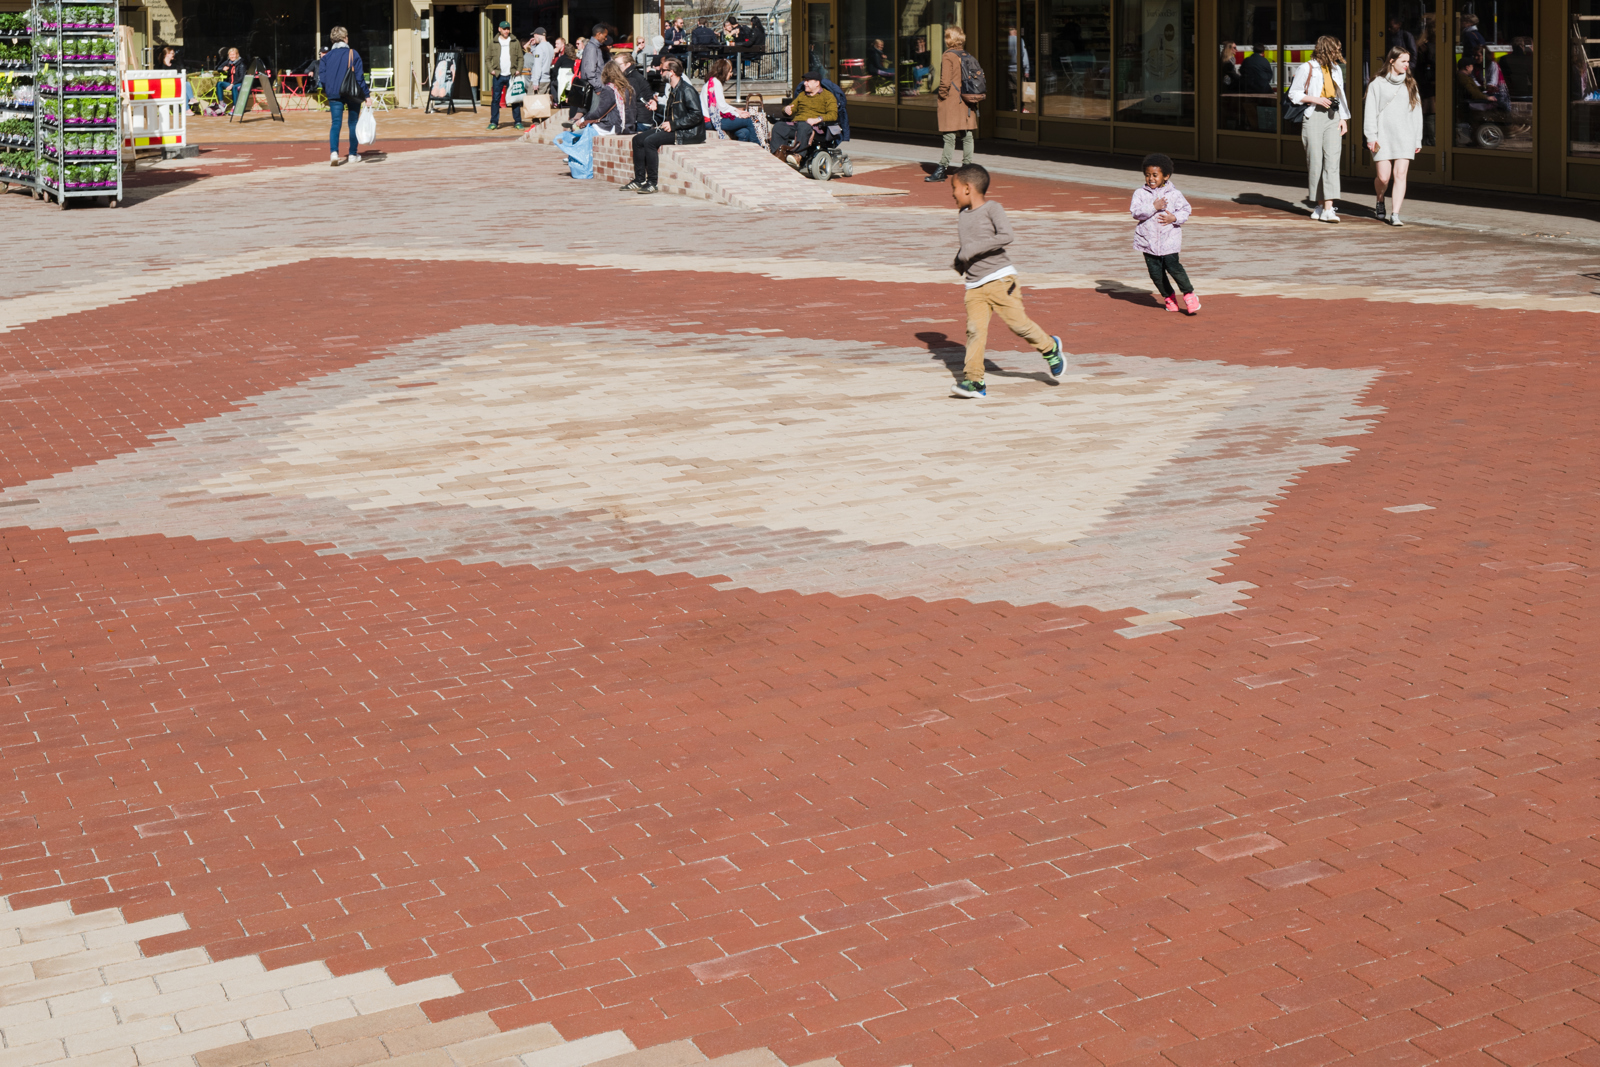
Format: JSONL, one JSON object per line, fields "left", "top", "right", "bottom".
{"left": 996, "top": 0, "right": 1040, "bottom": 139}
{"left": 1357, "top": 0, "right": 1442, "bottom": 179}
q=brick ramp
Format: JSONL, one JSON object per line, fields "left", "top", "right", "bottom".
{"left": 522, "top": 120, "right": 839, "bottom": 211}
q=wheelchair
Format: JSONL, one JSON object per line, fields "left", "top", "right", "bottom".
{"left": 787, "top": 121, "right": 854, "bottom": 180}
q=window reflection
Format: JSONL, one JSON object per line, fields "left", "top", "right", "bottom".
{"left": 839, "top": 0, "right": 896, "bottom": 96}
{"left": 1042, "top": 0, "right": 1111, "bottom": 118}
{"left": 1218, "top": 0, "right": 1277, "bottom": 131}
{"left": 1453, "top": 0, "right": 1532, "bottom": 150}
{"left": 1115, "top": 0, "right": 1194, "bottom": 125}
{"left": 900, "top": 0, "right": 961, "bottom": 105}
{"left": 1574, "top": 0, "right": 1600, "bottom": 155}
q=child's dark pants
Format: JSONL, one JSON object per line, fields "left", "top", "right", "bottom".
{"left": 1143, "top": 252, "right": 1193, "bottom": 298}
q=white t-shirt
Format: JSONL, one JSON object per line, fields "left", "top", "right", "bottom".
{"left": 499, "top": 38, "right": 513, "bottom": 75}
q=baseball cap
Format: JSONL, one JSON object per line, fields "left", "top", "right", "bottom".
{"left": 498, "top": 20, "right": 510, "bottom": 28}
{"left": 803, "top": 70, "right": 823, "bottom": 82}
{"left": 533, "top": 25, "right": 547, "bottom": 35}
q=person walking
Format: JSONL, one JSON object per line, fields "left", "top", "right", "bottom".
{"left": 928, "top": 26, "right": 978, "bottom": 182}
{"left": 1131, "top": 153, "right": 1199, "bottom": 313}
{"left": 1289, "top": 35, "right": 1350, "bottom": 222}
{"left": 945, "top": 163, "right": 1065, "bottom": 399}
{"left": 572, "top": 60, "right": 632, "bottom": 134}
{"left": 1365, "top": 46, "right": 1423, "bottom": 226}
{"left": 487, "top": 21, "right": 524, "bottom": 129}
{"left": 626, "top": 57, "right": 703, "bottom": 194}
{"left": 317, "top": 26, "right": 369, "bottom": 165}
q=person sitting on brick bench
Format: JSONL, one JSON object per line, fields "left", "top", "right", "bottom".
{"left": 571, "top": 60, "right": 634, "bottom": 134}
{"left": 769, "top": 72, "right": 837, "bottom": 162}
{"left": 625, "top": 58, "right": 704, "bottom": 194}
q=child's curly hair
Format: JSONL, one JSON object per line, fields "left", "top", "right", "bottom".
{"left": 1141, "top": 153, "right": 1173, "bottom": 177}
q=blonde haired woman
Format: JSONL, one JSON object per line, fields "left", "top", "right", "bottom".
{"left": 1288, "top": 35, "right": 1349, "bottom": 222}
{"left": 1364, "top": 46, "right": 1423, "bottom": 226}
{"left": 928, "top": 26, "right": 978, "bottom": 182}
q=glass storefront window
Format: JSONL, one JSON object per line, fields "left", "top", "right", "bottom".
{"left": 1114, "top": 0, "right": 1194, "bottom": 125}
{"left": 1450, "top": 0, "right": 1531, "bottom": 150}
{"left": 899, "top": 0, "right": 961, "bottom": 105}
{"left": 1218, "top": 0, "right": 1277, "bottom": 130}
{"left": 1041, "top": 0, "right": 1110, "bottom": 117}
{"left": 1575, "top": 0, "right": 1600, "bottom": 155}
{"left": 997, "top": 0, "right": 1039, "bottom": 110}
{"left": 840, "top": 0, "right": 897, "bottom": 95}
{"left": 1381, "top": 0, "right": 1437, "bottom": 146}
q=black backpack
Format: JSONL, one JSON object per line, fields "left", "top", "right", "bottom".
{"left": 952, "top": 48, "right": 985, "bottom": 102}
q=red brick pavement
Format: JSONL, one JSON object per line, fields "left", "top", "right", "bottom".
{"left": 4, "top": 262, "right": 1600, "bottom": 1067}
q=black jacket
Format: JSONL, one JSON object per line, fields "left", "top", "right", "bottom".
{"left": 690, "top": 25, "right": 718, "bottom": 48}
{"left": 624, "top": 66, "right": 652, "bottom": 125}
{"left": 664, "top": 77, "right": 705, "bottom": 143}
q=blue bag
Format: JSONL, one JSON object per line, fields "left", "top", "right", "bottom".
{"left": 556, "top": 126, "right": 597, "bottom": 179}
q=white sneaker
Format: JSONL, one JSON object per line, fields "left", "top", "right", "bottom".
{"left": 1323, "top": 206, "right": 1341, "bottom": 223}
{"left": 1309, "top": 206, "right": 1324, "bottom": 221}
{"left": 1390, "top": 214, "right": 1405, "bottom": 227}
{"left": 1374, "top": 198, "right": 1386, "bottom": 220}
{"left": 330, "top": 152, "right": 341, "bottom": 166}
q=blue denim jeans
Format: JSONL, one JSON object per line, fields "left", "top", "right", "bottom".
{"left": 219, "top": 81, "right": 242, "bottom": 108}
{"left": 329, "top": 99, "right": 360, "bottom": 156}
{"left": 716, "top": 115, "right": 759, "bottom": 143}
{"left": 490, "top": 74, "right": 521, "bottom": 126}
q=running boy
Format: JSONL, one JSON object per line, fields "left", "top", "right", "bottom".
{"left": 948, "top": 163, "right": 1064, "bottom": 398}
{"left": 1131, "top": 153, "right": 1200, "bottom": 314}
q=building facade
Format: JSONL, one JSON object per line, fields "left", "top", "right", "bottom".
{"left": 793, "top": 0, "right": 1600, "bottom": 199}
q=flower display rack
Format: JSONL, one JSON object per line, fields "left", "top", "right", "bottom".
{"left": 29, "top": 0, "right": 120, "bottom": 206}
{"left": 0, "top": 8, "right": 36, "bottom": 192}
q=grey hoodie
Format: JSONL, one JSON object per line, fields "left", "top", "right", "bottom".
{"left": 953, "top": 201, "right": 1016, "bottom": 285}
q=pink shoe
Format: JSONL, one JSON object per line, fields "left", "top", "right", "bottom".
{"left": 1163, "top": 295, "right": 1180, "bottom": 312}
{"left": 1183, "top": 293, "right": 1201, "bottom": 314}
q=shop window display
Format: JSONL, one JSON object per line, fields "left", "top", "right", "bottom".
{"left": 1218, "top": 0, "right": 1276, "bottom": 130}
{"left": 840, "top": 0, "right": 897, "bottom": 95}
{"left": 900, "top": 0, "right": 961, "bottom": 105}
{"left": 1039, "top": 0, "right": 1110, "bottom": 118}
{"left": 1114, "top": 0, "right": 1194, "bottom": 124}
{"left": 1575, "top": 0, "right": 1600, "bottom": 154}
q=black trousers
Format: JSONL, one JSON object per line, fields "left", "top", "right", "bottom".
{"left": 1143, "top": 252, "right": 1193, "bottom": 297}
{"left": 769, "top": 121, "right": 819, "bottom": 156}
{"left": 632, "top": 128, "right": 675, "bottom": 183}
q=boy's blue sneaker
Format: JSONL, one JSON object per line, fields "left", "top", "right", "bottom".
{"left": 1045, "top": 336, "right": 1065, "bottom": 377}
{"left": 951, "top": 379, "right": 986, "bottom": 398}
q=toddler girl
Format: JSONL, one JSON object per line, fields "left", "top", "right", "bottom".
{"left": 1130, "top": 153, "right": 1200, "bottom": 314}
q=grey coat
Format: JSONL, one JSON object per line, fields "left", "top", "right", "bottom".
{"left": 581, "top": 38, "right": 605, "bottom": 89}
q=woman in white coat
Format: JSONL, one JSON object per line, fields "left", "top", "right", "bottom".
{"left": 1288, "top": 36, "right": 1350, "bottom": 222}
{"left": 1364, "top": 47, "right": 1424, "bottom": 226}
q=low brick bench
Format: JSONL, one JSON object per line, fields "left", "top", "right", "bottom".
{"left": 522, "top": 120, "right": 840, "bottom": 211}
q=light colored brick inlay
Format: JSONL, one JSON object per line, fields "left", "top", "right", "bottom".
{"left": 191, "top": 337, "right": 1247, "bottom": 551}
{"left": 0, "top": 896, "right": 461, "bottom": 1067}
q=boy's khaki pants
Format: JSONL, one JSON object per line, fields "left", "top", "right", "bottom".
{"left": 964, "top": 276, "right": 1053, "bottom": 381}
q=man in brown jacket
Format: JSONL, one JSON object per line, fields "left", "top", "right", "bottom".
{"left": 929, "top": 26, "right": 978, "bottom": 182}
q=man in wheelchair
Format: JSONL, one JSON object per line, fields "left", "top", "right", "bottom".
{"left": 770, "top": 72, "right": 838, "bottom": 161}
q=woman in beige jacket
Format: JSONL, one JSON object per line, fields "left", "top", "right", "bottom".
{"left": 928, "top": 26, "right": 979, "bottom": 182}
